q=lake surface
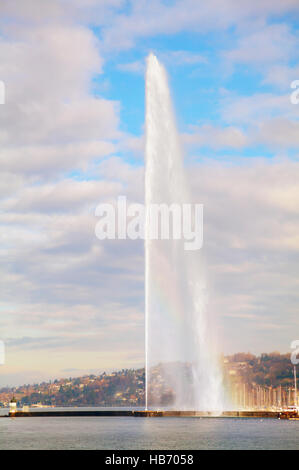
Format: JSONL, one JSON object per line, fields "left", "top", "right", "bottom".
{"left": 1, "top": 410, "right": 299, "bottom": 449}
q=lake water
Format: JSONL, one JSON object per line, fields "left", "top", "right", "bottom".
{"left": 1, "top": 410, "right": 299, "bottom": 449}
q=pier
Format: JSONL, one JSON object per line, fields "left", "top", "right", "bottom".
{"left": 2, "top": 410, "right": 281, "bottom": 418}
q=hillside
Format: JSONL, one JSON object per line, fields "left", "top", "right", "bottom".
{"left": 0, "top": 352, "right": 295, "bottom": 407}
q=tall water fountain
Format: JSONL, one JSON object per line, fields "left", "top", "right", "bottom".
{"left": 145, "top": 54, "right": 224, "bottom": 411}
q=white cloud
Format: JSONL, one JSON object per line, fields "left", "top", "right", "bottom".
{"left": 0, "top": 6, "right": 125, "bottom": 200}
{"left": 118, "top": 60, "right": 145, "bottom": 74}
{"left": 0, "top": 25, "right": 103, "bottom": 102}
{"left": 2, "top": 179, "right": 123, "bottom": 213}
{"left": 255, "top": 118, "right": 299, "bottom": 149}
{"left": 1, "top": 0, "right": 299, "bottom": 384}
{"left": 0, "top": 0, "right": 123, "bottom": 26}
{"left": 188, "top": 158, "right": 299, "bottom": 352}
{"left": 224, "top": 23, "right": 298, "bottom": 66}
{"left": 117, "top": 51, "right": 206, "bottom": 75}
{"left": 167, "top": 50, "right": 206, "bottom": 65}
{"left": 217, "top": 91, "right": 299, "bottom": 150}
{"left": 220, "top": 91, "right": 296, "bottom": 124}
{"left": 263, "top": 64, "right": 299, "bottom": 90}
{"left": 0, "top": 16, "right": 122, "bottom": 181}
{"left": 1, "top": 155, "right": 299, "bottom": 376}
{"left": 183, "top": 124, "right": 248, "bottom": 149}
{"left": 101, "top": 0, "right": 299, "bottom": 51}
{"left": 0, "top": 2, "right": 145, "bottom": 384}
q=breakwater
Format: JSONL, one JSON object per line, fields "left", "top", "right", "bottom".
{"left": 3, "top": 410, "right": 280, "bottom": 418}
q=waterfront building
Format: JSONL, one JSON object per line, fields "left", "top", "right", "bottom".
{"left": 9, "top": 396, "right": 17, "bottom": 414}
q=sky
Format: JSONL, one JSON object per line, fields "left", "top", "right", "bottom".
{"left": 0, "top": 0, "right": 299, "bottom": 386}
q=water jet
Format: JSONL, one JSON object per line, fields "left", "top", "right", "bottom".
{"left": 144, "top": 53, "right": 224, "bottom": 412}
